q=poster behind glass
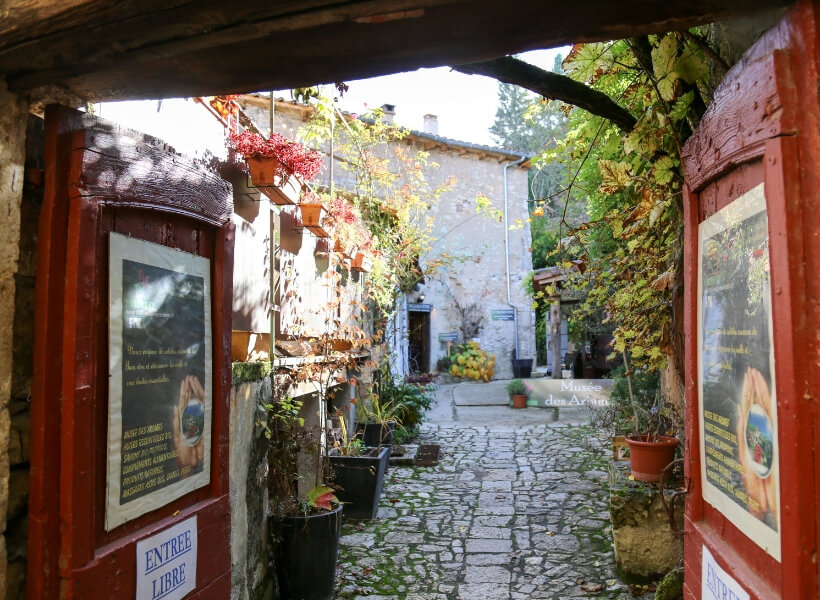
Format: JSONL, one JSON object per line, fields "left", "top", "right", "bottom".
{"left": 106, "top": 233, "right": 212, "bottom": 530}
{"left": 698, "top": 183, "right": 780, "bottom": 560}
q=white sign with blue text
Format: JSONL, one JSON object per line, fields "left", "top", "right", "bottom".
{"left": 702, "top": 546, "right": 749, "bottom": 600}
{"left": 136, "top": 516, "right": 197, "bottom": 600}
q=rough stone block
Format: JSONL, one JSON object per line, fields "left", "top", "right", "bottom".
{"left": 609, "top": 463, "right": 683, "bottom": 578}
{"left": 8, "top": 411, "right": 29, "bottom": 466}
{"left": 464, "top": 565, "right": 511, "bottom": 584}
{"left": 7, "top": 468, "right": 29, "bottom": 522}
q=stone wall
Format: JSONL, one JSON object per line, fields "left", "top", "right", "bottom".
{"left": 243, "top": 99, "right": 535, "bottom": 380}
{"left": 0, "top": 82, "right": 30, "bottom": 600}
{"left": 230, "top": 378, "right": 274, "bottom": 600}
{"left": 609, "top": 463, "right": 683, "bottom": 579}
{"left": 229, "top": 374, "right": 353, "bottom": 600}
{"left": 418, "top": 147, "right": 534, "bottom": 379}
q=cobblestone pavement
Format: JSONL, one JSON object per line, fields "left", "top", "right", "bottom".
{"left": 335, "top": 384, "right": 638, "bottom": 600}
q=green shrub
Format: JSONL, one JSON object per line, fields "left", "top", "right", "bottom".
{"left": 505, "top": 378, "right": 529, "bottom": 396}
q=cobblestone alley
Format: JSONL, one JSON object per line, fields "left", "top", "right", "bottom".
{"left": 335, "top": 382, "right": 638, "bottom": 600}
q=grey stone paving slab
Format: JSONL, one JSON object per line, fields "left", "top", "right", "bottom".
{"left": 334, "top": 383, "right": 644, "bottom": 600}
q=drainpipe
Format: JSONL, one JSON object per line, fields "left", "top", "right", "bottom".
{"left": 503, "top": 156, "right": 527, "bottom": 358}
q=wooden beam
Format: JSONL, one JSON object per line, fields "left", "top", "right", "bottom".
{"left": 1, "top": 0, "right": 793, "bottom": 101}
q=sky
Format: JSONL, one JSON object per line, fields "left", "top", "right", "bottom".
{"left": 95, "top": 47, "right": 569, "bottom": 157}
{"left": 298, "top": 47, "right": 569, "bottom": 147}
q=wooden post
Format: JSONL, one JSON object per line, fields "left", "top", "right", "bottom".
{"left": 550, "top": 295, "right": 561, "bottom": 379}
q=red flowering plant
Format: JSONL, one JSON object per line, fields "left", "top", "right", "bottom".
{"left": 228, "top": 129, "right": 324, "bottom": 181}
{"left": 327, "top": 197, "right": 370, "bottom": 258}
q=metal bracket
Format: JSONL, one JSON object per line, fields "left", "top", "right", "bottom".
{"left": 658, "top": 458, "right": 689, "bottom": 536}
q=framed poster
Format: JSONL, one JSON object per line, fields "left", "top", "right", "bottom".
{"left": 106, "top": 233, "right": 213, "bottom": 530}
{"left": 697, "top": 183, "right": 780, "bottom": 560}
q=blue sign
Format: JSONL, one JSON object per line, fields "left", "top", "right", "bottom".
{"left": 407, "top": 303, "right": 432, "bottom": 312}
{"left": 438, "top": 332, "right": 459, "bottom": 342}
{"left": 491, "top": 309, "right": 515, "bottom": 321}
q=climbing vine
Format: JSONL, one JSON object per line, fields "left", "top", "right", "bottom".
{"left": 299, "top": 97, "right": 457, "bottom": 313}
{"left": 531, "top": 32, "right": 714, "bottom": 374}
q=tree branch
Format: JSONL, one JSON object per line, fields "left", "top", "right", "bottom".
{"left": 453, "top": 56, "right": 637, "bottom": 132}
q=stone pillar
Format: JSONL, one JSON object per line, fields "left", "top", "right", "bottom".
{"left": 0, "top": 80, "right": 29, "bottom": 600}
{"left": 550, "top": 297, "right": 561, "bottom": 379}
{"left": 229, "top": 377, "right": 274, "bottom": 600}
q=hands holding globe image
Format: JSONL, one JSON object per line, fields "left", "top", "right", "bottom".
{"left": 736, "top": 366, "right": 778, "bottom": 529}
{"left": 173, "top": 374, "right": 206, "bottom": 476}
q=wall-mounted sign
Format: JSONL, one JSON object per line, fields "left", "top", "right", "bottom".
{"left": 491, "top": 309, "right": 515, "bottom": 321}
{"left": 527, "top": 379, "right": 613, "bottom": 407}
{"left": 407, "top": 303, "right": 432, "bottom": 312}
{"left": 136, "top": 516, "right": 198, "bottom": 600}
{"left": 697, "top": 184, "right": 780, "bottom": 561}
{"left": 702, "top": 546, "right": 749, "bottom": 600}
{"left": 438, "top": 332, "right": 459, "bottom": 342}
{"left": 106, "top": 234, "right": 213, "bottom": 530}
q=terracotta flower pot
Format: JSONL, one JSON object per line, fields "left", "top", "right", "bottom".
{"left": 299, "top": 203, "right": 330, "bottom": 237}
{"left": 245, "top": 156, "right": 301, "bottom": 205}
{"left": 625, "top": 434, "right": 679, "bottom": 482}
{"left": 511, "top": 394, "right": 528, "bottom": 409}
{"left": 350, "top": 252, "right": 373, "bottom": 273}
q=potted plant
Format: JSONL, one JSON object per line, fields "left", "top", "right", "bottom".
{"left": 613, "top": 359, "right": 681, "bottom": 482}
{"left": 328, "top": 416, "right": 390, "bottom": 520}
{"left": 265, "top": 394, "right": 343, "bottom": 600}
{"left": 355, "top": 386, "right": 403, "bottom": 449}
{"left": 350, "top": 251, "right": 373, "bottom": 273}
{"left": 299, "top": 191, "right": 331, "bottom": 237}
{"left": 506, "top": 378, "right": 530, "bottom": 409}
{"left": 229, "top": 129, "right": 323, "bottom": 205}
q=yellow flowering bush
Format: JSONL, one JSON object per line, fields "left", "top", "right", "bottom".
{"left": 448, "top": 342, "right": 495, "bottom": 382}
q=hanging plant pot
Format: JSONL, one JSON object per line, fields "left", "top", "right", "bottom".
{"left": 245, "top": 156, "right": 301, "bottom": 205}
{"left": 333, "top": 239, "right": 358, "bottom": 260}
{"left": 327, "top": 338, "right": 353, "bottom": 352}
{"left": 350, "top": 252, "right": 373, "bottom": 273}
{"left": 299, "top": 203, "right": 330, "bottom": 237}
{"left": 625, "top": 434, "right": 679, "bottom": 482}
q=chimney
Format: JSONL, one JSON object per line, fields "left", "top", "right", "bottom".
{"left": 423, "top": 114, "right": 438, "bottom": 136}
{"left": 381, "top": 103, "right": 396, "bottom": 124}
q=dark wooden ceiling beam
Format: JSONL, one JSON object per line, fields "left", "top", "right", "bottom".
{"left": 1, "top": 0, "right": 793, "bottom": 101}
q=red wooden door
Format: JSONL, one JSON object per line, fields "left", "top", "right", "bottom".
{"left": 681, "top": 3, "right": 819, "bottom": 599}
{"left": 27, "top": 105, "right": 235, "bottom": 599}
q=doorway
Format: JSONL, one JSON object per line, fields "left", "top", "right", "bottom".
{"left": 407, "top": 310, "right": 430, "bottom": 374}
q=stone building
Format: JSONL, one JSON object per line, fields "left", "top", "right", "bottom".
{"left": 242, "top": 96, "right": 536, "bottom": 380}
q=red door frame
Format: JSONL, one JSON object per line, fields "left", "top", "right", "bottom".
{"left": 681, "top": 3, "right": 820, "bottom": 598}
{"left": 27, "top": 105, "right": 235, "bottom": 598}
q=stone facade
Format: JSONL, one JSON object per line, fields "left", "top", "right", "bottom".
{"left": 0, "top": 82, "right": 30, "bottom": 600}
{"left": 244, "top": 98, "right": 535, "bottom": 380}
{"left": 609, "top": 464, "right": 683, "bottom": 578}
{"left": 414, "top": 142, "right": 534, "bottom": 379}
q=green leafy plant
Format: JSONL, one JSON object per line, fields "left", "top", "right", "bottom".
{"left": 331, "top": 413, "right": 365, "bottom": 457}
{"left": 371, "top": 364, "right": 434, "bottom": 442}
{"left": 356, "top": 392, "right": 403, "bottom": 426}
{"left": 301, "top": 485, "right": 339, "bottom": 514}
{"left": 262, "top": 393, "right": 337, "bottom": 517}
{"left": 505, "top": 378, "right": 529, "bottom": 396}
{"left": 526, "top": 32, "right": 719, "bottom": 398}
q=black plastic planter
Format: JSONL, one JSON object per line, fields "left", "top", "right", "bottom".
{"left": 511, "top": 358, "right": 533, "bottom": 378}
{"left": 276, "top": 504, "right": 343, "bottom": 600}
{"left": 357, "top": 421, "right": 395, "bottom": 447}
{"left": 329, "top": 446, "right": 390, "bottom": 520}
